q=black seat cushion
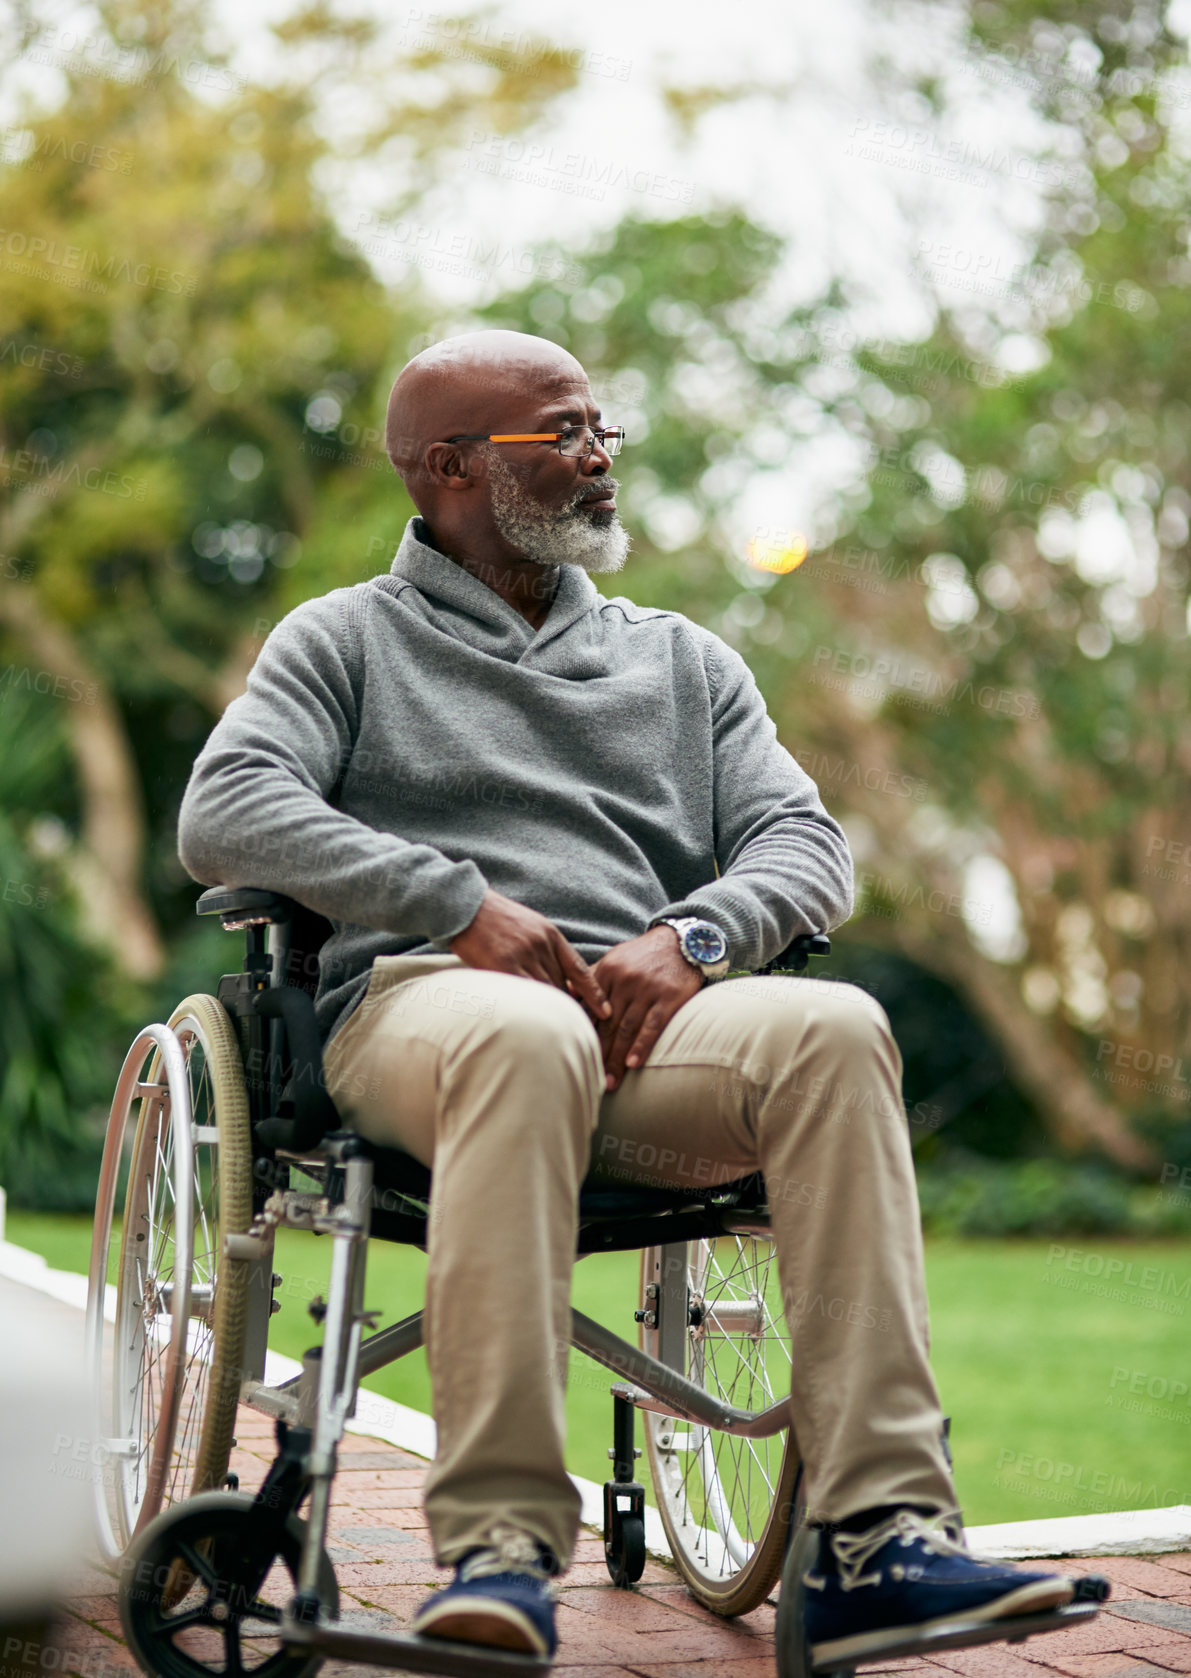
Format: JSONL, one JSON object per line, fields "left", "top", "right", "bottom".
{"left": 361, "top": 1137, "right": 761, "bottom": 1220}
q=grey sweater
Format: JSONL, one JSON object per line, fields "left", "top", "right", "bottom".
{"left": 177, "top": 517, "right": 854, "bottom": 1048}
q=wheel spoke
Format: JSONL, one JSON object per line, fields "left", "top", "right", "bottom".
{"left": 169, "top": 1393, "right": 200, "bottom": 1500}
{"left": 244, "top": 1598, "right": 283, "bottom": 1626}
{"left": 157, "top": 1602, "right": 216, "bottom": 1633}
{"left": 124, "top": 1512, "right": 331, "bottom": 1678}
{"left": 742, "top": 1434, "right": 776, "bottom": 1494}
{"left": 107, "top": 1001, "right": 252, "bottom": 1558}
{"left": 643, "top": 1232, "right": 796, "bottom": 1604}
{"left": 151, "top": 1115, "right": 178, "bottom": 1244}
{"left": 177, "top": 1538, "right": 219, "bottom": 1587}
{"left": 223, "top": 1610, "right": 244, "bottom": 1678}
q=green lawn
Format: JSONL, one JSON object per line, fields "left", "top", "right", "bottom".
{"left": 10, "top": 1210, "right": 1190, "bottom": 1526}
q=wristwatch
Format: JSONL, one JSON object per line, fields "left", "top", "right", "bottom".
{"left": 655, "top": 916, "right": 731, "bottom": 982}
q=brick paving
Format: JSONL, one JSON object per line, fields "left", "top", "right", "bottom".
{"left": 42, "top": 1405, "right": 1191, "bottom": 1678}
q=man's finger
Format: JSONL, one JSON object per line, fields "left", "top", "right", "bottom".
{"left": 561, "top": 942, "right": 611, "bottom": 1018}
{"left": 604, "top": 995, "right": 649, "bottom": 1090}
{"left": 624, "top": 1001, "right": 671, "bottom": 1071}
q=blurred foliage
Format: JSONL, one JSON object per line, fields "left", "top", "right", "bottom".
{"left": 0, "top": 694, "right": 135, "bottom": 1205}
{"left": 840, "top": 2, "right": 1191, "bottom": 1172}
{"left": 478, "top": 3, "right": 1191, "bottom": 1175}
{"left": 0, "top": 0, "right": 582, "bottom": 1202}
{"left": 2, "top": 0, "right": 1188, "bottom": 1209}
{"left": 827, "top": 943, "right": 1042, "bottom": 1162}
{"left": 0, "top": 0, "right": 583, "bottom": 964}
{"left": 916, "top": 1155, "right": 1191, "bottom": 1238}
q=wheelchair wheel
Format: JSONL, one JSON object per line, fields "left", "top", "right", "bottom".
{"left": 639, "top": 1231, "right": 802, "bottom": 1615}
{"left": 774, "top": 1518, "right": 816, "bottom": 1678}
{"left": 119, "top": 1491, "right": 337, "bottom": 1678}
{"left": 87, "top": 995, "right": 254, "bottom": 1560}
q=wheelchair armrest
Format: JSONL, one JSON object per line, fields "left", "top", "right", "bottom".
{"left": 197, "top": 886, "right": 301, "bottom": 926}
{"left": 754, "top": 931, "right": 831, "bottom": 976}
{"left": 250, "top": 986, "right": 339, "bottom": 1151}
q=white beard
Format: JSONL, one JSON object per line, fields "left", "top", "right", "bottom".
{"left": 483, "top": 449, "right": 631, "bottom": 573}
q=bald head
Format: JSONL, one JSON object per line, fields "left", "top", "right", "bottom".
{"left": 385, "top": 330, "right": 587, "bottom": 493}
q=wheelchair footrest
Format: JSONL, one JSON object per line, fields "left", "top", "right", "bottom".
{"left": 281, "top": 1612, "right": 553, "bottom": 1676}
{"left": 810, "top": 1599, "right": 1101, "bottom": 1673}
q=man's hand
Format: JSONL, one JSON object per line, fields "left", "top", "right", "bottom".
{"left": 582, "top": 925, "right": 704, "bottom": 1092}
{"left": 449, "top": 888, "right": 611, "bottom": 1023}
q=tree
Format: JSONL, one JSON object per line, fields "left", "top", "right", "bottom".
{"left": 479, "top": 4, "right": 1190, "bottom": 1168}
{"left": 5, "top": 0, "right": 1182, "bottom": 1180}
{"left": 0, "top": 0, "right": 580, "bottom": 976}
{"left": 818, "top": 0, "right": 1190, "bottom": 1170}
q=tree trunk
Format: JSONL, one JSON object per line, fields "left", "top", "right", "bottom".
{"left": 0, "top": 585, "right": 163, "bottom": 979}
{"left": 787, "top": 697, "right": 1159, "bottom": 1173}
{"left": 871, "top": 919, "right": 1157, "bottom": 1172}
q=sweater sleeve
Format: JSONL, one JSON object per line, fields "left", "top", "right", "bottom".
{"left": 176, "top": 590, "right": 488, "bottom": 940}
{"left": 646, "top": 629, "right": 854, "bottom": 970}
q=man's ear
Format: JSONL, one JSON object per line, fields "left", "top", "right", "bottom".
{"left": 423, "top": 441, "right": 481, "bottom": 491}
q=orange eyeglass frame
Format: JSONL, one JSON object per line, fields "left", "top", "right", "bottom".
{"left": 446, "top": 427, "right": 625, "bottom": 454}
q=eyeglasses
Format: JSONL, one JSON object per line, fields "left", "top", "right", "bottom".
{"left": 446, "top": 424, "right": 625, "bottom": 458}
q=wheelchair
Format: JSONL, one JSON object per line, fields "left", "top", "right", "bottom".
{"left": 84, "top": 888, "right": 1107, "bottom": 1678}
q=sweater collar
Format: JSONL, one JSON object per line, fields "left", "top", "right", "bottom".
{"left": 388, "top": 516, "right": 602, "bottom": 660}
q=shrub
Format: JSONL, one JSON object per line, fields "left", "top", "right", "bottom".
{"left": 915, "top": 1155, "right": 1191, "bottom": 1238}
{"left": 0, "top": 696, "right": 141, "bottom": 1210}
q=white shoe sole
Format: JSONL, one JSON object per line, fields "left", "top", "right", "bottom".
{"left": 811, "top": 1575, "right": 1075, "bottom": 1663}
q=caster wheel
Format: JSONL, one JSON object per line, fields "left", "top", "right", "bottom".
{"left": 118, "top": 1491, "right": 338, "bottom": 1678}
{"left": 606, "top": 1513, "right": 646, "bottom": 1589}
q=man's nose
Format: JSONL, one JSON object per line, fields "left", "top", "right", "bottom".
{"left": 582, "top": 440, "right": 612, "bottom": 472}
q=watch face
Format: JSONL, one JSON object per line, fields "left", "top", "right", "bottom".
{"left": 685, "top": 922, "right": 728, "bottom": 965}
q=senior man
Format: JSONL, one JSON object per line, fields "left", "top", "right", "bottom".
{"left": 177, "top": 329, "right": 1078, "bottom": 1666}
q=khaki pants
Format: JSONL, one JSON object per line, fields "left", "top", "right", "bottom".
{"left": 322, "top": 953, "right": 957, "bottom": 1569}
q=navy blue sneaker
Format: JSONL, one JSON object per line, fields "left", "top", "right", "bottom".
{"left": 411, "top": 1525, "right": 558, "bottom": 1659}
{"left": 803, "top": 1509, "right": 1080, "bottom": 1665}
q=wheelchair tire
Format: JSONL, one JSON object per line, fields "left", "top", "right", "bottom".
{"left": 607, "top": 1512, "right": 646, "bottom": 1589}
{"left": 774, "top": 1519, "right": 816, "bottom": 1678}
{"left": 87, "top": 996, "right": 254, "bottom": 1560}
{"left": 118, "top": 1490, "right": 337, "bottom": 1678}
{"left": 639, "top": 1232, "right": 802, "bottom": 1615}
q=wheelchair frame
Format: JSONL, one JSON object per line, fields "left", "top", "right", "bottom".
{"left": 97, "top": 889, "right": 1108, "bottom": 1678}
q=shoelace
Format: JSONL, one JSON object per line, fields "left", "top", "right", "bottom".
{"left": 829, "top": 1508, "right": 970, "bottom": 1593}
{"left": 457, "top": 1525, "right": 558, "bottom": 1596}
